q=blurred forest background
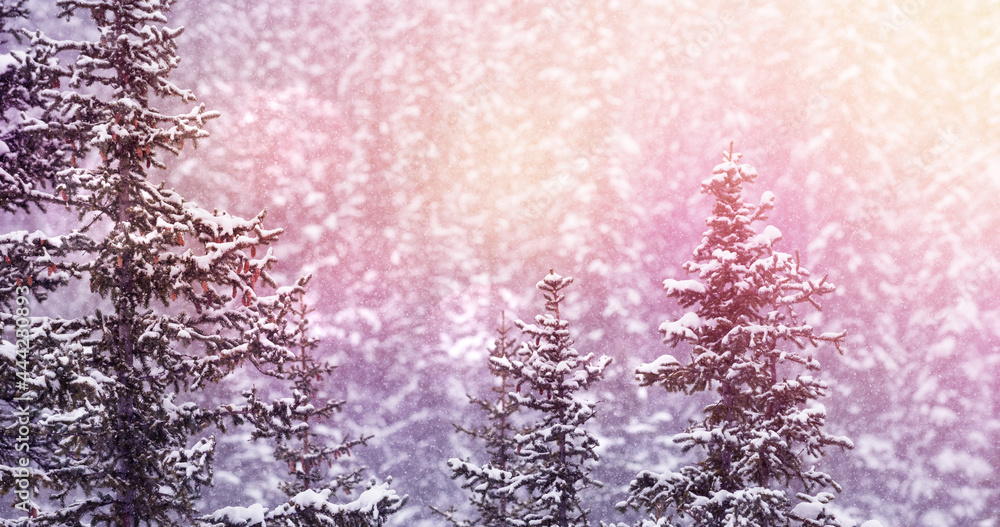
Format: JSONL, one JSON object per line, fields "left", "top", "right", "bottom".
{"left": 11, "top": 0, "right": 1000, "bottom": 526}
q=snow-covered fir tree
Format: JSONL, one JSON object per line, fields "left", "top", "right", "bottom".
{"left": 618, "top": 144, "right": 852, "bottom": 527}
{"left": 1, "top": 0, "right": 75, "bottom": 217}
{"left": 434, "top": 312, "right": 532, "bottom": 527}
{"left": 203, "top": 291, "right": 406, "bottom": 527}
{"left": 255, "top": 292, "right": 371, "bottom": 498}
{"left": 1, "top": 3, "right": 83, "bottom": 518}
{"left": 0, "top": 1, "right": 354, "bottom": 525}
{"left": 492, "top": 271, "right": 612, "bottom": 527}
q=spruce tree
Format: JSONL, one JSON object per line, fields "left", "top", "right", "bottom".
{"left": 619, "top": 144, "right": 852, "bottom": 527}
{"left": 203, "top": 292, "right": 406, "bottom": 527}
{"left": 494, "top": 271, "right": 612, "bottom": 527}
{"left": 259, "top": 293, "right": 370, "bottom": 499}
{"left": 0, "top": 1, "right": 305, "bottom": 525}
{"left": 435, "top": 312, "right": 530, "bottom": 527}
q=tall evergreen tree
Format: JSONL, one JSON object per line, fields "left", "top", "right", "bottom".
{"left": 203, "top": 291, "right": 405, "bottom": 527}
{"left": 265, "top": 293, "right": 369, "bottom": 498}
{"left": 494, "top": 271, "right": 612, "bottom": 527}
{"left": 435, "top": 312, "right": 530, "bottom": 527}
{"left": 0, "top": 1, "right": 308, "bottom": 525}
{"left": 619, "top": 144, "right": 852, "bottom": 527}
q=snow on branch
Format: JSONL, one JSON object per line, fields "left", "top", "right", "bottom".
{"left": 201, "top": 479, "right": 406, "bottom": 527}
